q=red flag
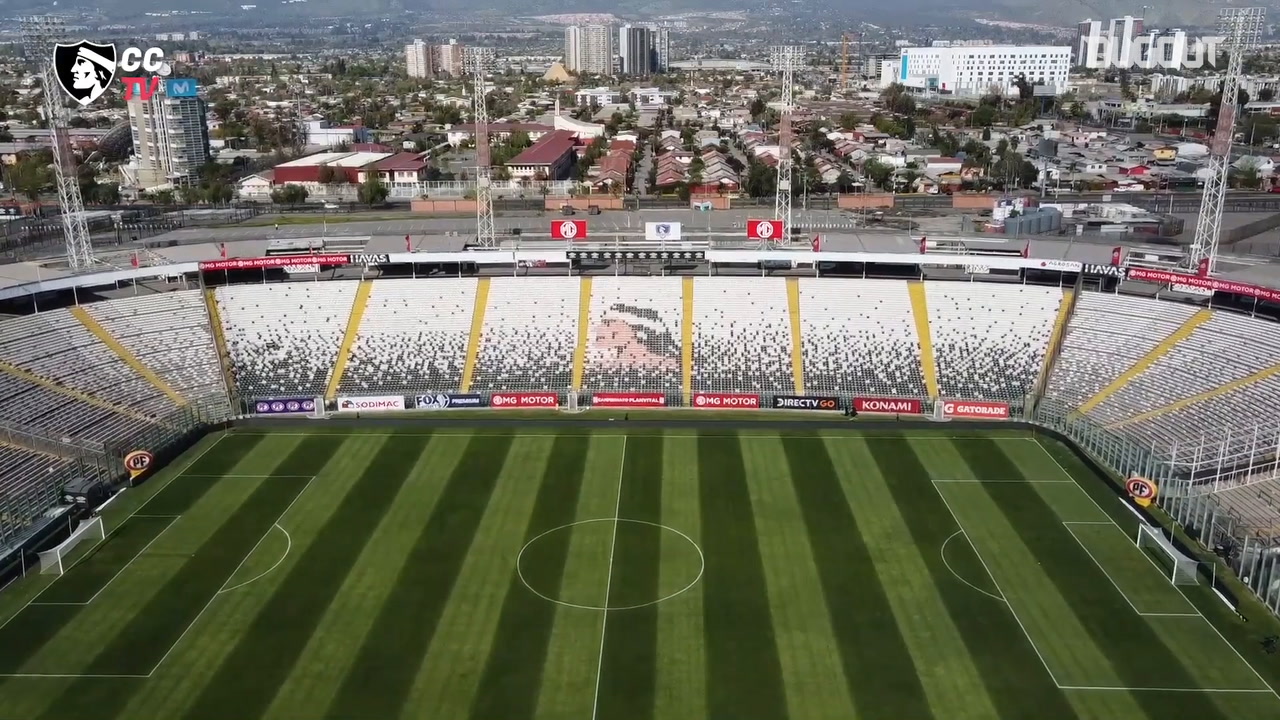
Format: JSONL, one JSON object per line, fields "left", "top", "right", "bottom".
{"left": 1197, "top": 257, "right": 1210, "bottom": 277}
{"left": 219, "top": 242, "right": 227, "bottom": 258}
{"left": 405, "top": 234, "right": 412, "bottom": 252}
{"left": 919, "top": 236, "right": 927, "bottom": 254}
{"left": 811, "top": 235, "right": 821, "bottom": 252}
{"left": 1021, "top": 241, "right": 1029, "bottom": 258}
{"left": 1110, "top": 246, "right": 1122, "bottom": 266}
{"left": 130, "top": 252, "right": 139, "bottom": 268}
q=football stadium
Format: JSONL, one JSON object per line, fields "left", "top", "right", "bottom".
{"left": 1, "top": 245, "right": 1280, "bottom": 720}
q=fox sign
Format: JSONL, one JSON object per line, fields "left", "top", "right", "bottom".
{"left": 747, "top": 219, "right": 783, "bottom": 240}
{"left": 551, "top": 220, "right": 588, "bottom": 240}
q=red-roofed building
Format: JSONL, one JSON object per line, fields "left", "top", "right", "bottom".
{"left": 509, "top": 130, "right": 577, "bottom": 181}
{"left": 359, "top": 152, "right": 431, "bottom": 183}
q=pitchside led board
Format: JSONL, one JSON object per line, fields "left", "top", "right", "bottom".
{"left": 1126, "top": 476, "right": 1158, "bottom": 507}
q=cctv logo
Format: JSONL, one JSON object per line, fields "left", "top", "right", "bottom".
{"left": 53, "top": 40, "right": 169, "bottom": 105}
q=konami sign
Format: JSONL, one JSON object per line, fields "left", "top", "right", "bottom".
{"left": 941, "top": 400, "right": 1010, "bottom": 419}
{"left": 853, "top": 397, "right": 922, "bottom": 415}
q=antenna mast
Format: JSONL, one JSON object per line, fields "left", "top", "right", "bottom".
{"left": 771, "top": 45, "right": 802, "bottom": 247}
{"left": 464, "top": 47, "right": 498, "bottom": 248}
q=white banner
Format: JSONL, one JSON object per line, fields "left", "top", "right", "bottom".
{"left": 284, "top": 264, "right": 320, "bottom": 274}
{"left": 335, "top": 395, "right": 404, "bottom": 412}
{"left": 645, "top": 222, "right": 682, "bottom": 241}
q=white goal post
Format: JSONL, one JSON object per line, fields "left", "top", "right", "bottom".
{"left": 1136, "top": 524, "right": 1201, "bottom": 585}
{"left": 39, "top": 516, "right": 105, "bottom": 575}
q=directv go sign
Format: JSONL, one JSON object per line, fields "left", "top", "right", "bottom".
{"left": 52, "top": 40, "right": 198, "bottom": 105}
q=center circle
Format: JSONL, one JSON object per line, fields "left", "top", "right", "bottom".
{"left": 517, "top": 518, "right": 704, "bottom": 611}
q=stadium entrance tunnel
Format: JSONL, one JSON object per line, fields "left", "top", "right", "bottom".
{"left": 517, "top": 518, "right": 704, "bottom": 610}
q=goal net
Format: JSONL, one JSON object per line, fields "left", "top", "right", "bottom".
{"left": 39, "top": 516, "right": 105, "bottom": 575}
{"left": 562, "top": 389, "right": 585, "bottom": 414}
{"left": 1136, "top": 524, "right": 1200, "bottom": 585}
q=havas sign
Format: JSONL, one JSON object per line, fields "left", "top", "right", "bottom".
{"left": 53, "top": 40, "right": 172, "bottom": 105}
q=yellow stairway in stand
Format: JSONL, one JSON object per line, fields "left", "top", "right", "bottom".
{"left": 571, "top": 278, "right": 593, "bottom": 391}
{"left": 1111, "top": 361, "right": 1280, "bottom": 428}
{"left": 325, "top": 280, "right": 374, "bottom": 400}
{"left": 906, "top": 281, "right": 939, "bottom": 399}
{"left": 682, "top": 277, "right": 694, "bottom": 403}
{"left": 204, "top": 289, "right": 238, "bottom": 403}
{"left": 1035, "top": 288, "right": 1075, "bottom": 393}
{"left": 1077, "top": 309, "right": 1212, "bottom": 415}
{"left": 785, "top": 278, "right": 805, "bottom": 395}
{"left": 71, "top": 306, "right": 186, "bottom": 406}
{"left": 0, "top": 360, "right": 153, "bottom": 423}
{"left": 460, "top": 278, "right": 492, "bottom": 393}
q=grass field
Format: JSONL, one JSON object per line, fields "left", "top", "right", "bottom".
{"left": 1, "top": 426, "right": 1279, "bottom": 720}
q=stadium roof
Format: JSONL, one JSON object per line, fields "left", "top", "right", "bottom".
{"left": 276, "top": 152, "right": 392, "bottom": 168}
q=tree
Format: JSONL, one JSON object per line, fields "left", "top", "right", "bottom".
{"left": 1235, "top": 158, "right": 1263, "bottom": 189}
{"left": 10, "top": 155, "right": 52, "bottom": 202}
{"left": 95, "top": 183, "right": 121, "bottom": 205}
{"left": 749, "top": 97, "right": 767, "bottom": 121}
{"left": 357, "top": 174, "right": 389, "bottom": 206}
{"left": 862, "top": 159, "right": 894, "bottom": 191}
{"left": 271, "top": 184, "right": 308, "bottom": 205}
{"left": 972, "top": 105, "right": 997, "bottom": 128}
{"left": 152, "top": 189, "right": 176, "bottom": 205}
{"left": 317, "top": 165, "right": 338, "bottom": 184}
{"left": 1261, "top": 87, "right": 1276, "bottom": 103}
{"left": 981, "top": 126, "right": 992, "bottom": 141}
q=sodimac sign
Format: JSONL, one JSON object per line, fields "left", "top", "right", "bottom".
{"left": 940, "top": 400, "right": 1010, "bottom": 420}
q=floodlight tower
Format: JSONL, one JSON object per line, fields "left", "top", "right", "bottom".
{"left": 464, "top": 47, "right": 498, "bottom": 248}
{"left": 20, "top": 16, "right": 95, "bottom": 270}
{"left": 771, "top": 45, "right": 802, "bottom": 247}
{"left": 1189, "top": 7, "right": 1264, "bottom": 275}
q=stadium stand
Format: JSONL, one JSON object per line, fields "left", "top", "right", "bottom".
{"left": 797, "top": 279, "right": 928, "bottom": 398}
{"left": 216, "top": 281, "right": 359, "bottom": 399}
{"left": 1046, "top": 292, "right": 1199, "bottom": 410}
{"left": 338, "top": 278, "right": 477, "bottom": 395}
{"left": 582, "top": 277, "right": 684, "bottom": 394}
{"left": 691, "top": 277, "right": 795, "bottom": 394}
{"left": 0, "top": 442, "right": 78, "bottom": 543}
{"left": 85, "top": 291, "right": 228, "bottom": 408}
{"left": 0, "top": 371, "right": 152, "bottom": 444}
{"left": 468, "top": 278, "right": 578, "bottom": 392}
{"left": 926, "top": 283, "right": 1062, "bottom": 402}
{"left": 1089, "top": 311, "right": 1280, "bottom": 429}
{"left": 0, "top": 312, "right": 176, "bottom": 417}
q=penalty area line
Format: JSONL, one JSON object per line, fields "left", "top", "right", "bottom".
{"left": 1060, "top": 685, "right": 1276, "bottom": 693}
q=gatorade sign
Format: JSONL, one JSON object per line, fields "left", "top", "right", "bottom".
{"left": 747, "top": 219, "right": 783, "bottom": 240}
{"left": 941, "top": 400, "right": 1010, "bottom": 419}
{"left": 123, "top": 449, "right": 154, "bottom": 480}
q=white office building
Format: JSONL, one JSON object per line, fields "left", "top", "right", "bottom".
{"left": 890, "top": 45, "right": 1073, "bottom": 97}
{"left": 565, "top": 24, "right": 613, "bottom": 75}
{"left": 405, "top": 39, "right": 432, "bottom": 78}
{"left": 126, "top": 85, "right": 210, "bottom": 190}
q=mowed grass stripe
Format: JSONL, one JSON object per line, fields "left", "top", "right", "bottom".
{"left": 654, "top": 434, "right": 706, "bottom": 720}
{"left": 956, "top": 439, "right": 1231, "bottom": 720}
{"left": 469, "top": 436, "right": 591, "bottom": 720}
{"left": 182, "top": 434, "right": 427, "bottom": 720}
{"left": 405, "top": 437, "right": 559, "bottom": 718}
{"left": 779, "top": 436, "right": 930, "bottom": 720}
{"left": 742, "top": 437, "right": 859, "bottom": 720}
{"left": 698, "top": 434, "right": 788, "bottom": 720}
{"left": 861, "top": 437, "right": 1077, "bottom": 720}
{"left": 323, "top": 434, "right": 516, "bottom": 720}
{"left": 33, "top": 435, "right": 339, "bottom": 720}
{"left": 33, "top": 516, "right": 176, "bottom": 605}
{"left": 595, "top": 434, "right": 664, "bottom": 720}
{"left": 534, "top": 437, "right": 627, "bottom": 720}
{"left": 263, "top": 436, "right": 473, "bottom": 720}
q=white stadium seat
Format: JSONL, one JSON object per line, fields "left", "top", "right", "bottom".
{"left": 691, "top": 277, "right": 794, "bottom": 394}
{"left": 469, "top": 278, "right": 579, "bottom": 392}
{"left": 582, "top": 277, "right": 683, "bottom": 395}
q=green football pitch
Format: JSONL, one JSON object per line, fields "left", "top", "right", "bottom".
{"left": 1, "top": 426, "right": 1279, "bottom": 720}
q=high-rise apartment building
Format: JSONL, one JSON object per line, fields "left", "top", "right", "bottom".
{"left": 127, "top": 84, "right": 210, "bottom": 189}
{"left": 565, "top": 24, "right": 613, "bottom": 75}
{"left": 437, "top": 39, "right": 465, "bottom": 77}
{"left": 405, "top": 39, "right": 433, "bottom": 78}
{"left": 654, "top": 28, "right": 671, "bottom": 72}
{"left": 619, "top": 25, "right": 655, "bottom": 76}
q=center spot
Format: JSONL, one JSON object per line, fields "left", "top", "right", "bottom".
{"left": 517, "top": 518, "right": 704, "bottom": 610}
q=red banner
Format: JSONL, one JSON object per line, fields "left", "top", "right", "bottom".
{"left": 490, "top": 392, "right": 559, "bottom": 408}
{"left": 199, "top": 254, "right": 349, "bottom": 271}
{"left": 941, "top": 400, "right": 1010, "bottom": 419}
{"left": 1126, "top": 267, "right": 1280, "bottom": 304}
{"left": 592, "top": 392, "right": 666, "bottom": 407}
{"left": 551, "top": 219, "right": 588, "bottom": 240}
{"left": 853, "top": 397, "right": 922, "bottom": 415}
{"left": 692, "top": 393, "right": 760, "bottom": 409}
{"left": 746, "top": 219, "right": 783, "bottom": 240}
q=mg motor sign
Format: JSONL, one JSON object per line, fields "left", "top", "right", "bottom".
{"left": 551, "top": 220, "right": 588, "bottom": 240}
{"left": 198, "top": 254, "right": 349, "bottom": 271}
{"left": 491, "top": 392, "right": 559, "bottom": 408}
{"left": 692, "top": 393, "right": 760, "bottom": 409}
{"left": 747, "top": 219, "right": 783, "bottom": 241}
{"left": 254, "top": 398, "right": 316, "bottom": 414}
{"left": 941, "top": 400, "right": 1010, "bottom": 419}
{"left": 592, "top": 392, "right": 666, "bottom": 407}
{"left": 853, "top": 397, "right": 923, "bottom": 415}
{"left": 336, "top": 395, "right": 405, "bottom": 412}
{"left": 773, "top": 395, "right": 839, "bottom": 410}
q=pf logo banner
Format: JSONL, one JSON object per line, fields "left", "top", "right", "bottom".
{"left": 123, "top": 449, "right": 155, "bottom": 480}
{"left": 747, "top": 219, "right": 782, "bottom": 240}
{"left": 54, "top": 41, "right": 170, "bottom": 105}
{"left": 1125, "top": 476, "right": 1158, "bottom": 507}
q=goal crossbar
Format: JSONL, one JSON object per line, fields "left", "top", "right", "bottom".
{"left": 1136, "top": 524, "right": 1200, "bottom": 585}
{"left": 39, "top": 516, "right": 106, "bottom": 575}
